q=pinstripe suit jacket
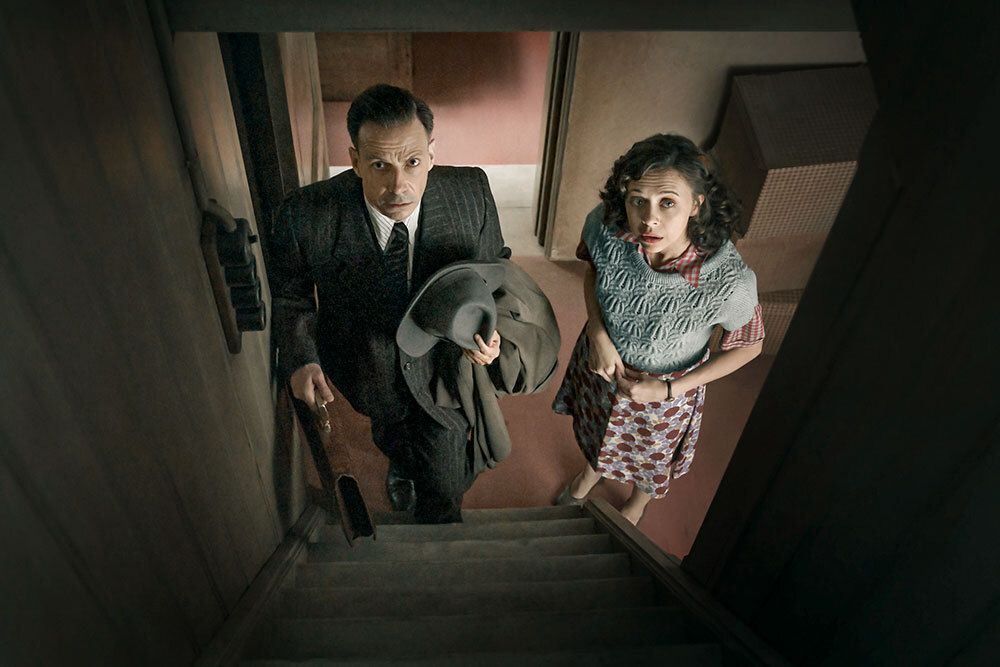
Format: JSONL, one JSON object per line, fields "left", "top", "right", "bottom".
{"left": 270, "top": 166, "right": 510, "bottom": 429}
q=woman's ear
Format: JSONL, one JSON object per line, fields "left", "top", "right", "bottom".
{"left": 692, "top": 194, "right": 706, "bottom": 217}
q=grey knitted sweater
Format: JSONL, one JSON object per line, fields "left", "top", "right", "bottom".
{"left": 583, "top": 205, "right": 759, "bottom": 374}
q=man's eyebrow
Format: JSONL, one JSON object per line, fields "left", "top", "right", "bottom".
{"left": 360, "top": 149, "right": 423, "bottom": 161}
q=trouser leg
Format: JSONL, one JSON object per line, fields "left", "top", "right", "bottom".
{"left": 408, "top": 409, "right": 475, "bottom": 523}
{"left": 372, "top": 408, "right": 474, "bottom": 523}
{"left": 371, "top": 418, "right": 417, "bottom": 480}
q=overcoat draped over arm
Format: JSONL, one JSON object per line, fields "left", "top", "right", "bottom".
{"left": 432, "top": 259, "right": 561, "bottom": 473}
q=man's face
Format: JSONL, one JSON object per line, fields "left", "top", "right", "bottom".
{"left": 349, "top": 117, "right": 435, "bottom": 221}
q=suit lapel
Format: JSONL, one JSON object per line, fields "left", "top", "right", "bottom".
{"left": 412, "top": 170, "right": 454, "bottom": 290}
{"left": 344, "top": 174, "right": 383, "bottom": 256}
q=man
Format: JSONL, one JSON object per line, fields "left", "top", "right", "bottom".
{"left": 270, "top": 84, "right": 509, "bottom": 523}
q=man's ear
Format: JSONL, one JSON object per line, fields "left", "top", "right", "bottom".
{"left": 427, "top": 138, "right": 436, "bottom": 167}
{"left": 349, "top": 146, "right": 360, "bottom": 176}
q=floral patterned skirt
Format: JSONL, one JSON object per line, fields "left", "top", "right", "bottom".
{"left": 552, "top": 326, "right": 707, "bottom": 499}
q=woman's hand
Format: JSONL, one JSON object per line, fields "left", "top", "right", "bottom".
{"left": 582, "top": 264, "right": 624, "bottom": 383}
{"left": 587, "top": 327, "right": 624, "bottom": 383}
{"left": 615, "top": 368, "right": 669, "bottom": 403}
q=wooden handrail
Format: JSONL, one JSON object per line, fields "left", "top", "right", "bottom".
{"left": 585, "top": 497, "right": 791, "bottom": 667}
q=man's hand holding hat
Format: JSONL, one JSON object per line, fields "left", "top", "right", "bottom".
{"left": 462, "top": 331, "right": 501, "bottom": 366}
{"left": 396, "top": 259, "right": 506, "bottom": 362}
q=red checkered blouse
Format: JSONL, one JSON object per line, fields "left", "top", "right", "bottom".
{"left": 578, "top": 232, "right": 765, "bottom": 350}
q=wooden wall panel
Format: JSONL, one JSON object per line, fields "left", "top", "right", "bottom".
{"left": 1, "top": 6, "right": 224, "bottom": 661}
{"left": 314, "top": 32, "right": 412, "bottom": 101}
{"left": 172, "top": 32, "right": 284, "bottom": 577}
{"left": 0, "top": 0, "right": 295, "bottom": 662}
{"left": 0, "top": 463, "right": 130, "bottom": 665}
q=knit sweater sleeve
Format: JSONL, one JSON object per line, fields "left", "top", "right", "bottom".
{"left": 717, "top": 267, "right": 760, "bottom": 332}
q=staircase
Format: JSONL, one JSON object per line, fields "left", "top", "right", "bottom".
{"left": 231, "top": 502, "right": 781, "bottom": 666}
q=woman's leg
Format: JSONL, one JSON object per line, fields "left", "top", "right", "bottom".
{"left": 569, "top": 462, "right": 603, "bottom": 499}
{"left": 620, "top": 485, "right": 652, "bottom": 525}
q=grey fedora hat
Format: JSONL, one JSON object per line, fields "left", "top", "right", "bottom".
{"left": 396, "top": 260, "right": 506, "bottom": 357}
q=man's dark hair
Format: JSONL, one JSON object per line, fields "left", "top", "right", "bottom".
{"left": 346, "top": 83, "right": 434, "bottom": 146}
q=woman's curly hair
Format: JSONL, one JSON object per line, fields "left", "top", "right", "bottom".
{"left": 598, "top": 134, "right": 743, "bottom": 254}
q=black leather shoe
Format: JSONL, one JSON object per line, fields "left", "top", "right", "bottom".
{"left": 386, "top": 466, "right": 416, "bottom": 513}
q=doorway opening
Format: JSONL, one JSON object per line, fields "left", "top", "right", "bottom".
{"left": 318, "top": 31, "right": 552, "bottom": 258}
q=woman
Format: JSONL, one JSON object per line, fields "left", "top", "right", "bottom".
{"left": 552, "top": 133, "right": 764, "bottom": 525}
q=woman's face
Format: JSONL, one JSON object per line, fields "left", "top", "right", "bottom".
{"left": 624, "top": 167, "right": 704, "bottom": 264}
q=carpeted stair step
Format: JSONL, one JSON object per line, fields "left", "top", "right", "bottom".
{"left": 296, "top": 552, "right": 633, "bottom": 588}
{"left": 316, "top": 517, "right": 598, "bottom": 543}
{"left": 307, "top": 533, "right": 615, "bottom": 563}
{"left": 244, "top": 606, "right": 691, "bottom": 660}
{"left": 369, "top": 505, "right": 584, "bottom": 525}
{"left": 278, "top": 576, "right": 655, "bottom": 618}
{"left": 240, "top": 641, "right": 722, "bottom": 666}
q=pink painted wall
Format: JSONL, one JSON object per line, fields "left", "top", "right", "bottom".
{"left": 325, "top": 32, "right": 551, "bottom": 166}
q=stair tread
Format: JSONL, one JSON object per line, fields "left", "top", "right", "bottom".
{"left": 308, "top": 533, "right": 615, "bottom": 562}
{"left": 318, "top": 517, "right": 598, "bottom": 543}
{"left": 368, "top": 505, "right": 584, "bottom": 525}
{"left": 277, "top": 576, "right": 657, "bottom": 618}
{"left": 245, "top": 606, "right": 693, "bottom": 660}
{"left": 240, "top": 642, "right": 722, "bottom": 666}
{"left": 297, "top": 552, "right": 633, "bottom": 588}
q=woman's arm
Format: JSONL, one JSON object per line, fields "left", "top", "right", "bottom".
{"left": 583, "top": 264, "right": 625, "bottom": 382}
{"left": 616, "top": 340, "right": 763, "bottom": 403}
{"left": 670, "top": 341, "right": 762, "bottom": 396}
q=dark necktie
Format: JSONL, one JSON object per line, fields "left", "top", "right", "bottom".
{"left": 384, "top": 221, "right": 410, "bottom": 311}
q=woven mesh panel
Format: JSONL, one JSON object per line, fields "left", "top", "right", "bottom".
{"left": 708, "top": 290, "right": 801, "bottom": 357}
{"left": 760, "top": 290, "right": 803, "bottom": 356}
{"left": 744, "top": 162, "right": 857, "bottom": 239}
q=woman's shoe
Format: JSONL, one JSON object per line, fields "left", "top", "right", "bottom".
{"left": 554, "top": 482, "right": 585, "bottom": 506}
{"left": 621, "top": 496, "right": 651, "bottom": 526}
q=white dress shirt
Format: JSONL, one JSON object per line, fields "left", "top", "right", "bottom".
{"left": 363, "top": 197, "right": 421, "bottom": 282}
